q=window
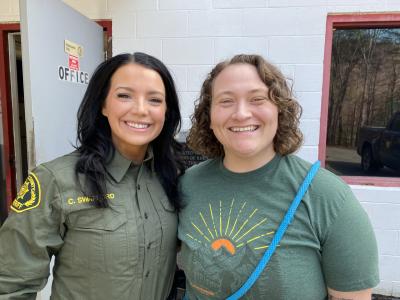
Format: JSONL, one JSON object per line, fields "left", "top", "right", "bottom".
{"left": 320, "top": 14, "right": 400, "bottom": 186}
{"left": 390, "top": 113, "right": 400, "bottom": 132}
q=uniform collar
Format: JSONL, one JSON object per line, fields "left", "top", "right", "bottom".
{"left": 106, "top": 147, "right": 155, "bottom": 183}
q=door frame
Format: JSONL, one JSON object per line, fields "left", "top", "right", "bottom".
{"left": 0, "top": 20, "right": 111, "bottom": 213}
{"left": 0, "top": 23, "right": 19, "bottom": 215}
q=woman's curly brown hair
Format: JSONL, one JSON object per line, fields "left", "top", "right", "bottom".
{"left": 187, "top": 54, "right": 303, "bottom": 158}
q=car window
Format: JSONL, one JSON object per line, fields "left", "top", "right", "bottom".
{"left": 390, "top": 115, "right": 400, "bottom": 132}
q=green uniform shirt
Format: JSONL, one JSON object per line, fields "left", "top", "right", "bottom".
{"left": 178, "top": 155, "right": 379, "bottom": 300}
{"left": 0, "top": 149, "right": 177, "bottom": 300}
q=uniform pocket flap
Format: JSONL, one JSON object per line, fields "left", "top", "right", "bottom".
{"left": 146, "top": 181, "right": 175, "bottom": 212}
{"left": 68, "top": 208, "right": 127, "bottom": 231}
{"left": 159, "top": 195, "right": 175, "bottom": 212}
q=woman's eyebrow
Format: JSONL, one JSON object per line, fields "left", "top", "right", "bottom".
{"left": 114, "top": 86, "right": 165, "bottom": 97}
{"left": 147, "top": 91, "right": 166, "bottom": 97}
{"left": 213, "top": 90, "right": 235, "bottom": 98}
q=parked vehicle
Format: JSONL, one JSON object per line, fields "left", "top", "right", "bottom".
{"left": 357, "top": 111, "right": 400, "bottom": 173}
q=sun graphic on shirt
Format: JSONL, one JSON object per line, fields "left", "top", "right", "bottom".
{"left": 186, "top": 199, "right": 274, "bottom": 255}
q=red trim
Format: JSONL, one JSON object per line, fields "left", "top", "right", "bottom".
{"left": 96, "top": 20, "right": 112, "bottom": 38}
{"left": 0, "top": 23, "right": 20, "bottom": 210}
{"left": 320, "top": 13, "right": 400, "bottom": 187}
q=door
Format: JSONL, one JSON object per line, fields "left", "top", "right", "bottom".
{"left": 18, "top": 2, "right": 105, "bottom": 298}
{"left": 20, "top": 0, "right": 104, "bottom": 171}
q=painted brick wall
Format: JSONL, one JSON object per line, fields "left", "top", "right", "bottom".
{"left": 1, "top": 0, "right": 400, "bottom": 296}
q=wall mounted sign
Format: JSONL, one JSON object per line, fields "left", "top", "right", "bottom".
{"left": 58, "top": 66, "right": 89, "bottom": 84}
{"left": 64, "top": 39, "right": 84, "bottom": 58}
{"left": 59, "top": 40, "right": 88, "bottom": 84}
{"left": 68, "top": 55, "right": 79, "bottom": 71}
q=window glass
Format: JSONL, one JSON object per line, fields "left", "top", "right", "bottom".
{"left": 326, "top": 28, "right": 400, "bottom": 177}
{"left": 390, "top": 114, "right": 400, "bottom": 132}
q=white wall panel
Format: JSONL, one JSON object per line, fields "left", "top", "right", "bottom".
{"left": 243, "top": 7, "right": 326, "bottom": 36}
{"left": 296, "top": 92, "right": 322, "bottom": 119}
{"left": 113, "top": 38, "right": 163, "bottom": 59}
{"left": 112, "top": 12, "right": 135, "bottom": 38}
{"left": 187, "top": 65, "right": 212, "bottom": 92}
{"left": 269, "top": 0, "right": 327, "bottom": 6}
{"left": 387, "top": 0, "right": 400, "bottom": 9}
{"left": 213, "top": 0, "right": 267, "bottom": 9}
{"left": 380, "top": 256, "right": 400, "bottom": 281}
{"left": 375, "top": 230, "right": 400, "bottom": 256}
{"left": 214, "top": 37, "right": 268, "bottom": 62}
{"left": 269, "top": 36, "right": 325, "bottom": 64}
{"left": 137, "top": 11, "right": 187, "bottom": 37}
{"left": 168, "top": 65, "right": 187, "bottom": 92}
{"left": 352, "top": 186, "right": 400, "bottom": 204}
{"left": 300, "top": 119, "right": 320, "bottom": 145}
{"left": 163, "top": 38, "right": 214, "bottom": 64}
{"left": 293, "top": 64, "right": 323, "bottom": 92}
{"left": 160, "top": 0, "right": 211, "bottom": 10}
{"left": 362, "top": 203, "right": 400, "bottom": 230}
{"left": 108, "top": 0, "right": 157, "bottom": 12}
{"left": 179, "top": 91, "right": 197, "bottom": 120}
{"left": 327, "top": 0, "right": 382, "bottom": 5}
{"left": 188, "top": 10, "right": 242, "bottom": 36}
{"left": 295, "top": 146, "right": 319, "bottom": 163}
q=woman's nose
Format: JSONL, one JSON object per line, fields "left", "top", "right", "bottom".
{"left": 132, "top": 98, "right": 147, "bottom": 115}
{"left": 232, "top": 101, "right": 251, "bottom": 120}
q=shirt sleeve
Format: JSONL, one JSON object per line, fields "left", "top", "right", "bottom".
{"left": 321, "top": 186, "right": 379, "bottom": 292}
{"left": 0, "top": 165, "right": 64, "bottom": 299}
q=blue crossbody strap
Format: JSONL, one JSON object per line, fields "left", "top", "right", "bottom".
{"left": 226, "top": 160, "right": 321, "bottom": 300}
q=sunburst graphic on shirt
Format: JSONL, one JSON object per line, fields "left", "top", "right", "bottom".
{"left": 186, "top": 199, "right": 275, "bottom": 255}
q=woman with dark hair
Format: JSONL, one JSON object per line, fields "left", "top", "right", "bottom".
{"left": 0, "top": 52, "right": 184, "bottom": 299}
{"left": 178, "top": 54, "right": 379, "bottom": 299}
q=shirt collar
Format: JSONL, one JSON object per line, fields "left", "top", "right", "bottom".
{"left": 106, "top": 147, "right": 155, "bottom": 183}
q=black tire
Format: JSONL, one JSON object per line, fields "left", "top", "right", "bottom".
{"left": 361, "top": 145, "right": 381, "bottom": 173}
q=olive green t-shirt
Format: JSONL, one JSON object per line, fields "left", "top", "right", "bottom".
{"left": 178, "top": 155, "right": 379, "bottom": 300}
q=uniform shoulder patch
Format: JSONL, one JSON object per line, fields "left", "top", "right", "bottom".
{"left": 11, "top": 173, "right": 42, "bottom": 213}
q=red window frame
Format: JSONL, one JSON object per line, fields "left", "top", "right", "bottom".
{"left": 319, "top": 13, "right": 400, "bottom": 187}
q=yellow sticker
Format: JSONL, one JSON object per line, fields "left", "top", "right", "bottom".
{"left": 64, "top": 39, "right": 84, "bottom": 58}
{"left": 11, "top": 173, "right": 41, "bottom": 213}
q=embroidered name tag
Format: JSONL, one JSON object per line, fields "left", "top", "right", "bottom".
{"left": 66, "top": 193, "right": 115, "bottom": 205}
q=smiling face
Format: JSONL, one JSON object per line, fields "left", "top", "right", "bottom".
{"left": 210, "top": 63, "right": 278, "bottom": 171}
{"left": 102, "top": 63, "right": 167, "bottom": 162}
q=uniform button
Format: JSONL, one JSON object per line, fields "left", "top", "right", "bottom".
{"left": 144, "top": 212, "right": 148, "bottom": 219}
{"left": 137, "top": 184, "right": 141, "bottom": 190}
{"left": 145, "top": 271, "right": 150, "bottom": 278}
{"left": 147, "top": 243, "right": 151, "bottom": 250}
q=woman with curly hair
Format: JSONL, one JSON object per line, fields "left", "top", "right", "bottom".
{"left": 178, "top": 54, "right": 379, "bottom": 299}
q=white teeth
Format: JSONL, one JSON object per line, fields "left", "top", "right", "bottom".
{"left": 126, "top": 122, "right": 150, "bottom": 129}
{"left": 230, "top": 125, "right": 257, "bottom": 132}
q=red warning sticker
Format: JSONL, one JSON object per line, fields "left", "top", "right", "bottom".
{"left": 69, "top": 55, "right": 80, "bottom": 71}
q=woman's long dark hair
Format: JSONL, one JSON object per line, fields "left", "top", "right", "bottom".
{"left": 75, "top": 52, "right": 184, "bottom": 209}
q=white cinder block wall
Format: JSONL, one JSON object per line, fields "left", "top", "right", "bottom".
{"left": 1, "top": 0, "right": 400, "bottom": 296}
